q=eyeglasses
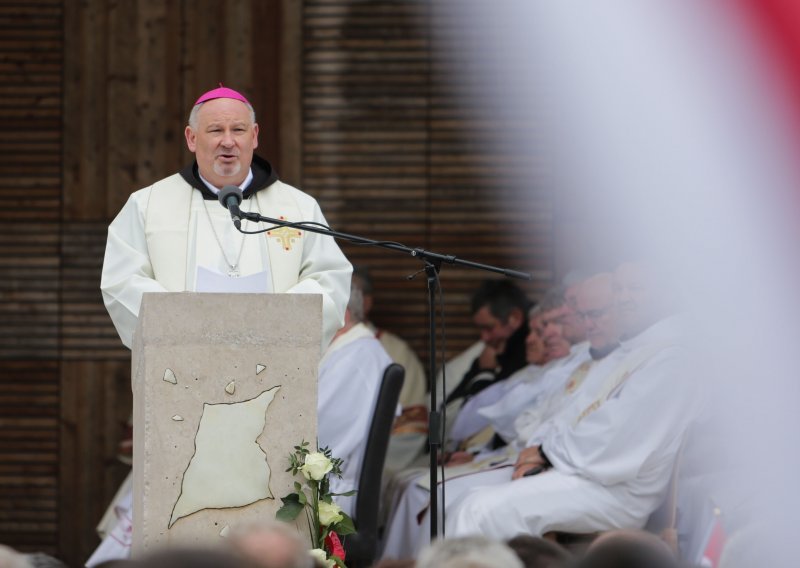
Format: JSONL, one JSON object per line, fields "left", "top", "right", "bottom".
{"left": 576, "top": 305, "right": 613, "bottom": 321}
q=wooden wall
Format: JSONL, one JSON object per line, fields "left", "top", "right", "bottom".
{"left": 303, "top": 0, "right": 553, "bottom": 360}
{"left": 0, "top": 1, "right": 554, "bottom": 565}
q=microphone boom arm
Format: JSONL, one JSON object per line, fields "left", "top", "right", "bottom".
{"left": 238, "top": 210, "right": 532, "bottom": 281}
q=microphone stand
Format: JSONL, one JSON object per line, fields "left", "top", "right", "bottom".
{"left": 238, "top": 210, "right": 530, "bottom": 540}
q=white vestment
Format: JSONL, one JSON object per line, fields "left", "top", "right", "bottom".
{"left": 448, "top": 364, "right": 546, "bottom": 445}
{"left": 431, "top": 341, "right": 486, "bottom": 444}
{"left": 319, "top": 322, "right": 393, "bottom": 517}
{"left": 473, "top": 342, "right": 591, "bottom": 444}
{"left": 445, "top": 314, "right": 699, "bottom": 539}
{"left": 510, "top": 344, "right": 623, "bottom": 448}
{"left": 380, "top": 343, "right": 593, "bottom": 558}
{"left": 101, "top": 172, "right": 351, "bottom": 350}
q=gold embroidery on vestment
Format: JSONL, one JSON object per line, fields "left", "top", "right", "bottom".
{"left": 267, "top": 216, "right": 303, "bottom": 251}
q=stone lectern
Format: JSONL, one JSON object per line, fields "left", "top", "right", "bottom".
{"left": 131, "top": 292, "right": 320, "bottom": 553}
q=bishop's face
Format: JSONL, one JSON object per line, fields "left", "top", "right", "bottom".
{"left": 184, "top": 98, "right": 259, "bottom": 188}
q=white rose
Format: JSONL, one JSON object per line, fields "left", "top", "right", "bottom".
{"left": 309, "top": 548, "right": 335, "bottom": 568}
{"left": 300, "top": 452, "right": 333, "bottom": 481}
{"left": 318, "top": 500, "right": 344, "bottom": 527}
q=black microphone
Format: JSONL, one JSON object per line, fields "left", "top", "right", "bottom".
{"left": 218, "top": 185, "right": 243, "bottom": 230}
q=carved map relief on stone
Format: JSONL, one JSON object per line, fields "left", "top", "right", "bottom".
{"left": 168, "top": 386, "right": 281, "bottom": 528}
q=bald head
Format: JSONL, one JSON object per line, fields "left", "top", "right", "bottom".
{"left": 228, "top": 522, "right": 312, "bottom": 568}
{"left": 578, "top": 530, "right": 677, "bottom": 568}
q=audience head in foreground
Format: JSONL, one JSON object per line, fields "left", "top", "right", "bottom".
{"left": 506, "top": 534, "right": 572, "bottom": 568}
{"left": 417, "top": 536, "right": 523, "bottom": 568}
{"left": 126, "top": 547, "right": 256, "bottom": 568}
{"left": 228, "top": 521, "right": 313, "bottom": 568}
{"left": 574, "top": 530, "right": 678, "bottom": 568}
{"left": 0, "top": 545, "right": 33, "bottom": 568}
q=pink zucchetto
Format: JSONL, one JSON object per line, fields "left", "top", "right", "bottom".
{"left": 193, "top": 83, "right": 251, "bottom": 107}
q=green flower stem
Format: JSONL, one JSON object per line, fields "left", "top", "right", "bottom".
{"left": 305, "top": 505, "right": 315, "bottom": 549}
{"left": 311, "top": 482, "right": 321, "bottom": 550}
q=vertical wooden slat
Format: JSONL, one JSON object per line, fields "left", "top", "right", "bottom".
{"left": 0, "top": 361, "right": 59, "bottom": 555}
{"left": 278, "top": 0, "right": 304, "bottom": 185}
{"left": 0, "top": 0, "right": 62, "bottom": 556}
{"left": 224, "top": 0, "right": 253, "bottom": 92}
{"left": 63, "top": 0, "right": 107, "bottom": 220}
{"left": 59, "top": 361, "right": 131, "bottom": 564}
{"left": 135, "top": 1, "right": 168, "bottom": 185}
{"left": 106, "top": 0, "right": 140, "bottom": 216}
{"left": 249, "top": 0, "right": 282, "bottom": 171}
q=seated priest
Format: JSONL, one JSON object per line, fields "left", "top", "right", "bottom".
{"left": 319, "top": 284, "right": 393, "bottom": 517}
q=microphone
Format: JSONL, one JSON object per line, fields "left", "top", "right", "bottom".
{"left": 218, "top": 185, "right": 243, "bottom": 230}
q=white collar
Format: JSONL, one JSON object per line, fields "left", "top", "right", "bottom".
{"left": 198, "top": 168, "right": 254, "bottom": 195}
{"left": 319, "top": 323, "right": 376, "bottom": 369}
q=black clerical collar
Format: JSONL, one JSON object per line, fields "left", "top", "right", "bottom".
{"left": 589, "top": 342, "right": 619, "bottom": 360}
{"left": 178, "top": 154, "right": 279, "bottom": 200}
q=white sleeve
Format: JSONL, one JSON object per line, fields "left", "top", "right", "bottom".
{"left": 100, "top": 191, "right": 168, "bottom": 349}
{"left": 284, "top": 200, "right": 351, "bottom": 350}
{"left": 449, "top": 380, "right": 512, "bottom": 443}
{"left": 542, "top": 347, "right": 698, "bottom": 485}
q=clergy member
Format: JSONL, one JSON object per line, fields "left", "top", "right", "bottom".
{"left": 444, "top": 261, "right": 699, "bottom": 540}
{"left": 443, "top": 279, "right": 532, "bottom": 405}
{"left": 379, "top": 274, "right": 616, "bottom": 559}
{"left": 100, "top": 86, "right": 351, "bottom": 350}
{"left": 318, "top": 284, "right": 393, "bottom": 516}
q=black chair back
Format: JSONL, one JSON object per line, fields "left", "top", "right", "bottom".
{"left": 345, "top": 363, "right": 405, "bottom": 568}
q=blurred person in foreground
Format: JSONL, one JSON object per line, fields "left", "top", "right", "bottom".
{"left": 0, "top": 545, "right": 34, "bottom": 568}
{"left": 416, "top": 536, "right": 523, "bottom": 568}
{"left": 127, "top": 547, "right": 256, "bottom": 568}
{"left": 505, "top": 535, "right": 572, "bottom": 568}
{"left": 227, "top": 521, "right": 313, "bottom": 568}
{"left": 573, "top": 530, "right": 679, "bottom": 568}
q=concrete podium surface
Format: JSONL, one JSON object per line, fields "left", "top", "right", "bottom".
{"left": 131, "top": 292, "right": 321, "bottom": 553}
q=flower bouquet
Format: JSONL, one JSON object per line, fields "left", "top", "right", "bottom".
{"left": 276, "top": 441, "right": 356, "bottom": 567}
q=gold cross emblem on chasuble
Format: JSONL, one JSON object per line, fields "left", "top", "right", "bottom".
{"left": 267, "top": 216, "right": 303, "bottom": 251}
